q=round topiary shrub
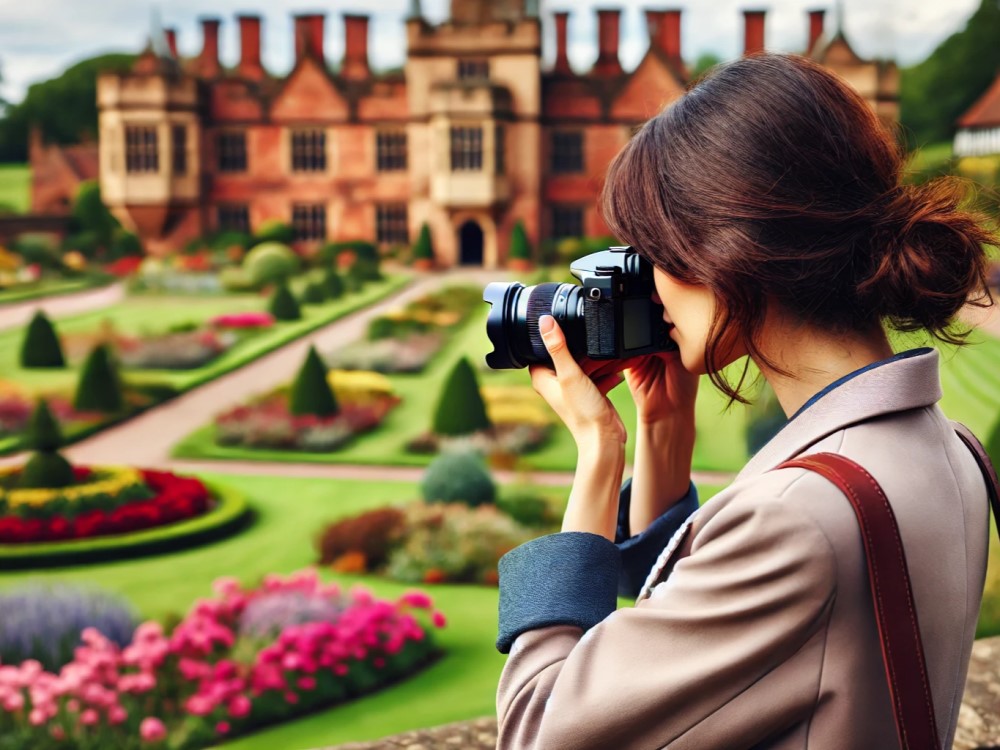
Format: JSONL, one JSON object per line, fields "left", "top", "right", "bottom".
{"left": 301, "top": 281, "right": 327, "bottom": 305}
{"left": 74, "top": 344, "right": 124, "bottom": 413}
{"left": 420, "top": 450, "right": 497, "bottom": 507}
{"left": 432, "top": 357, "right": 492, "bottom": 437}
{"left": 290, "top": 346, "right": 339, "bottom": 417}
{"left": 252, "top": 219, "right": 295, "bottom": 246}
{"left": 245, "top": 242, "right": 299, "bottom": 288}
{"left": 20, "top": 311, "right": 65, "bottom": 368}
{"left": 323, "top": 268, "right": 345, "bottom": 299}
{"left": 269, "top": 282, "right": 302, "bottom": 321}
{"left": 0, "top": 583, "right": 137, "bottom": 671}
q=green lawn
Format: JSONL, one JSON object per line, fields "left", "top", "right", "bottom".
{"left": 174, "top": 304, "right": 752, "bottom": 474}
{"left": 2, "top": 274, "right": 411, "bottom": 396}
{"left": 0, "top": 164, "right": 30, "bottom": 213}
{"left": 0, "top": 276, "right": 116, "bottom": 306}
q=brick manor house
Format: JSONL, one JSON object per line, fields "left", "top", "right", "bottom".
{"left": 65, "top": 0, "right": 897, "bottom": 264}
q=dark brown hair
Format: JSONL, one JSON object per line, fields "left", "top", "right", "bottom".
{"left": 599, "top": 53, "right": 997, "bottom": 406}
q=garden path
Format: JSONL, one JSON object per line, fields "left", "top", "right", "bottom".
{"left": 0, "top": 280, "right": 125, "bottom": 331}
{"left": 52, "top": 269, "right": 510, "bottom": 469}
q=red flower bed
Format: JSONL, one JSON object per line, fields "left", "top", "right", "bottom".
{"left": 0, "top": 469, "right": 211, "bottom": 544}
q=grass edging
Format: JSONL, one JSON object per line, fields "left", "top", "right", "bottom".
{"left": 0, "top": 480, "right": 252, "bottom": 568}
{"left": 0, "top": 276, "right": 116, "bottom": 307}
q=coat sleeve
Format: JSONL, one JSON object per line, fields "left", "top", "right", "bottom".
{"left": 495, "top": 492, "right": 837, "bottom": 750}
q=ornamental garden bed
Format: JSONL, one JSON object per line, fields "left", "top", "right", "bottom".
{"left": 0, "top": 570, "right": 445, "bottom": 749}
{"left": 0, "top": 273, "right": 412, "bottom": 455}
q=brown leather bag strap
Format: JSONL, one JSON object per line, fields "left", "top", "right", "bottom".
{"left": 775, "top": 452, "right": 941, "bottom": 750}
{"left": 950, "top": 421, "right": 1000, "bottom": 547}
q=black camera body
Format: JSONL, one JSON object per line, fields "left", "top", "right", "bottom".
{"left": 483, "top": 246, "right": 678, "bottom": 370}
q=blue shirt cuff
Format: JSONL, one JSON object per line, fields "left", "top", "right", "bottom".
{"left": 496, "top": 531, "right": 621, "bottom": 654}
{"left": 615, "top": 478, "right": 700, "bottom": 598}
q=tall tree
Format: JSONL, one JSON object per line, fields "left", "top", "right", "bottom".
{"left": 900, "top": 0, "right": 1000, "bottom": 147}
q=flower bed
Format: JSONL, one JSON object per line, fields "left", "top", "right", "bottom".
{"left": 320, "top": 502, "right": 535, "bottom": 586}
{"left": 0, "top": 570, "right": 445, "bottom": 749}
{"left": 64, "top": 322, "right": 243, "bottom": 371}
{"left": 0, "top": 391, "right": 99, "bottom": 441}
{"left": 215, "top": 372, "right": 400, "bottom": 452}
{"left": 0, "top": 467, "right": 212, "bottom": 544}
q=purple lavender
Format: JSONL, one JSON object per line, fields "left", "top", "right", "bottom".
{"left": 238, "top": 590, "right": 345, "bottom": 641}
{"left": 0, "top": 583, "right": 137, "bottom": 671}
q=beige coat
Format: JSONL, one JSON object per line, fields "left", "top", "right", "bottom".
{"left": 497, "top": 347, "right": 991, "bottom": 749}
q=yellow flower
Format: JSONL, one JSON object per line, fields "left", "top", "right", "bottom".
{"left": 0, "top": 466, "right": 144, "bottom": 508}
{"left": 327, "top": 370, "right": 396, "bottom": 404}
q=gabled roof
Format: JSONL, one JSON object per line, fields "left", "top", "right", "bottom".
{"left": 958, "top": 71, "right": 1000, "bottom": 129}
{"left": 809, "top": 31, "right": 865, "bottom": 66}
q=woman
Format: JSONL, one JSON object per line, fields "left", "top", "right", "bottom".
{"left": 495, "top": 53, "right": 997, "bottom": 749}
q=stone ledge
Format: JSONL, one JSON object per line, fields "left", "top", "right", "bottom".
{"left": 323, "top": 637, "right": 1000, "bottom": 750}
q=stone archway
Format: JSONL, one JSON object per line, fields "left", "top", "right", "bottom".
{"left": 459, "top": 220, "right": 484, "bottom": 266}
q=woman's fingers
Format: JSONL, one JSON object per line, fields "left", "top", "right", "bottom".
{"left": 593, "top": 372, "right": 625, "bottom": 397}
{"left": 539, "top": 316, "right": 585, "bottom": 384}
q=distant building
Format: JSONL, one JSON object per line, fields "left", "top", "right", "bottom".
{"left": 28, "top": 128, "right": 99, "bottom": 214}
{"left": 955, "top": 73, "right": 1000, "bottom": 157}
{"left": 84, "top": 0, "right": 898, "bottom": 264}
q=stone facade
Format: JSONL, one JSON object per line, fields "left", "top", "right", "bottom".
{"left": 87, "top": 1, "right": 898, "bottom": 263}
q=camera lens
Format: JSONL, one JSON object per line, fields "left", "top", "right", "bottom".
{"left": 484, "top": 281, "right": 585, "bottom": 369}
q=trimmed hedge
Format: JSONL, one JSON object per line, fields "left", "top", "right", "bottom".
{"left": 432, "top": 357, "right": 492, "bottom": 437}
{"left": 509, "top": 220, "right": 532, "bottom": 261}
{"left": 74, "top": 344, "right": 124, "bottom": 413}
{"left": 269, "top": 282, "right": 302, "bottom": 321}
{"left": 413, "top": 223, "right": 434, "bottom": 262}
{"left": 0, "top": 481, "right": 251, "bottom": 568}
{"left": 20, "top": 311, "right": 65, "bottom": 368}
{"left": 290, "top": 346, "right": 339, "bottom": 417}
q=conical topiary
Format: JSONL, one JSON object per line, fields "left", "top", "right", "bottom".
{"left": 17, "top": 399, "right": 74, "bottom": 489}
{"left": 300, "top": 281, "right": 327, "bottom": 305}
{"left": 412, "top": 223, "right": 434, "bottom": 263}
{"left": 74, "top": 344, "right": 124, "bottom": 413}
{"left": 289, "top": 346, "right": 339, "bottom": 417}
{"left": 509, "top": 220, "right": 532, "bottom": 261}
{"left": 269, "top": 282, "right": 301, "bottom": 321}
{"left": 323, "top": 268, "right": 345, "bottom": 299}
{"left": 20, "top": 311, "right": 65, "bottom": 368}
{"left": 432, "top": 357, "right": 492, "bottom": 437}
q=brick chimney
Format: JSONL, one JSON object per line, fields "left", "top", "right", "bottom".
{"left": 594, "top": 9, "right": 623, "bottom": 77}
{"left": 342, "top": 15, "right": 371, "bottom": 79}
{"left": 164, "top": 28, "right": 178, "bottom": 58}
{"left": 198, "top": 18, "right": 221, "bottom": 77}
{"left": 646, "top": 9, "right": 682, "bottom": 61}
{"left": 294, "top": 14, "right": 325, "bottom": 65}
{"left": 808, "top": 9, "right": 826, "bottom": 53}
{"left": 554, "top": 11, "right": 571, "bottom": 75}
{"left": 238, "top": 15, "right": 264, "bottom": 80}
{"left": 743, "top": 10, "right": 766, "bottom": 56}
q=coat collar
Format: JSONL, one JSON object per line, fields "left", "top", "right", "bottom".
{"left": 734, "top": 347, "right": 943, "bottom": 483}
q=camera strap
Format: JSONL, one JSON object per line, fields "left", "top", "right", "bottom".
{"left": 775, "top": 421, "right": 1000, "bottom": 750}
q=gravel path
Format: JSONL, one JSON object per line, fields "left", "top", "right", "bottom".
{"left": 0, "top": 281, "right": 125, "bottom": 331}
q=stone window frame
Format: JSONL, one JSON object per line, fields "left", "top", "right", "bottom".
{"left": 376, "top": 129, "right": 408, "bottom": 172}
{"left": 217, "top": 204, "right": 251, "bottom": 234}
{"left": 551, "top": 205, "right": 585, "bottom": 240}
{"left": 217, "top": 131, "right": 248, "bottom": 173}
{"left": 457, "top": 58, "right": 490, "bottom": 81}
{"left": 292, "top": 203, "right": 327, "bottom": 242}
{"left": 171, "top": 125, "right": 188, "bottom": 176}
{"left": 450, "top": 125, "right": 484, "bottom": 172}
{"left": 290, "top": 128, "right": 327, "bottom": 173}
{"left": 376, "top": 203, "right": 409, "bottom": 245}
{"left": 124, "top": 124, "right": 159, "bottom": 174}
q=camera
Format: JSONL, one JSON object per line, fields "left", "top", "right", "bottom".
{"left": 483, "top": 246, "right": 679, "bottom": 370}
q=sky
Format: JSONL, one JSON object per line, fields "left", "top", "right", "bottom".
{"left": 0, "top": 0, "right": 983, "bottom": 105}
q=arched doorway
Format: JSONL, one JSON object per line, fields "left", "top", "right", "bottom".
{"left": 459, "top": 220, "right": 484, "bottom": 266}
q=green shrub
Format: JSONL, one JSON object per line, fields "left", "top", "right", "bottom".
{"left": 317, "top": 507, "right": 407, "bottom": 566}
{"left": 366, "top": 317, "right": 396, "bottom": 341}
{"left": 63, "top": 231, "right": 101, "bottom": 258}
{"left": 420, "top": 451, "right": 497, "bottom": 507}
{"left": 109, "top": 228, "right": 142, "bottom": 260}
{"left": 74, "top": 344, "right": 124, "bottom": 413}
{"left": 345, "top": 263, "right": 366, "bottom": 293}
{"left": 496, "top": 490, "right": 558, "bottom": 527}
{"left": 432, "top": 357, "right": 492, "bottom": 436}
{"left": 290, "top": 345, "right": 339, "bottom": 417}
{"left": 300, "top": 281, "right": 327, "bottom": 305}
{"left": 320, "top": 241, "right": 379, "bottom": 266}
{"left": 351, "top": 257, "right": 383, "bottom": 282}
{"left": 17, "top": 400, "right": 74, "bottom": 489}
{"left": 20, "top": 311, "right": 65, "bottom": 368}
{"left": 509, "top": 220, "right": 532, "bottom": 261}
{"left": 745, "top": 381, "right": 787, "bottom": 456}
{"left": 268, "top": 282, "right": 301, "bottom": 321}
{"left": 11, "top": 234, "right": 61, "bottom": 268}
{"left": 211, "top": 231, "right": 253, "bottom": 252}
{"left": 219, "top": 266, "right": 255, "bottom": 292}
{"left": 253, "top": 219, "right": 295, "bottom": 246}
{"left": 412, "top": 223, "right": 434, "bottom": 262}
{"left": 245, "top": 242, "right": 299, "bottom": 287}
{"left": 72, "top": 181, "right": 119, "bottom": 256}
{"left": 323, "top": 268, "right": 344, "bottom": 299}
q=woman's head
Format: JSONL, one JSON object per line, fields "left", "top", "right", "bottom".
{"left": 600, "top": 52, "right": 996, "bottom": 404}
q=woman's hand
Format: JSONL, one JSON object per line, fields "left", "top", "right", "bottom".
{"left": 529, "top": 315, "right": 630, "bottom": 448}
{"left": 623, "top": 350, "right": 700, "bottom": 426}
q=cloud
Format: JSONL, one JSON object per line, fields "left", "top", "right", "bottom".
{"left": 0, "top": 0, "right": 982, "bottom": 104}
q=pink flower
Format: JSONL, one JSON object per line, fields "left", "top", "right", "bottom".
{"left": 3, "top": 692, "right": 24, "bottom": 711}
{"left": 108, "top": 704, "right": 128, "bottom": 725}
{"left": 28, "top": 707, "right": 46, "bottom": 726}
{"left": 228, "top": 694, "right": 251, "bottom": 718}
{"left": 184, "top": 695, "right": 215, "bottom": 716}
{"left": 140, "top": 717, "right": 167, "bottom": 742}
{"left": 399, "top": 590, "right": 433, "bottom": 609}
{"left": 216, "top": 721, "right": 231, "bottom": 734}
{"left": 296, "top": 676, "right": 316, "bottom": 691}
{"left": 284, "top": 691, "right": 299, "bottom": 704}
{"left": 432, "top": 610, "right": 447, "bottom": 628}
{"left": 80, "top": 708, "right": 99, "bottom": 726}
